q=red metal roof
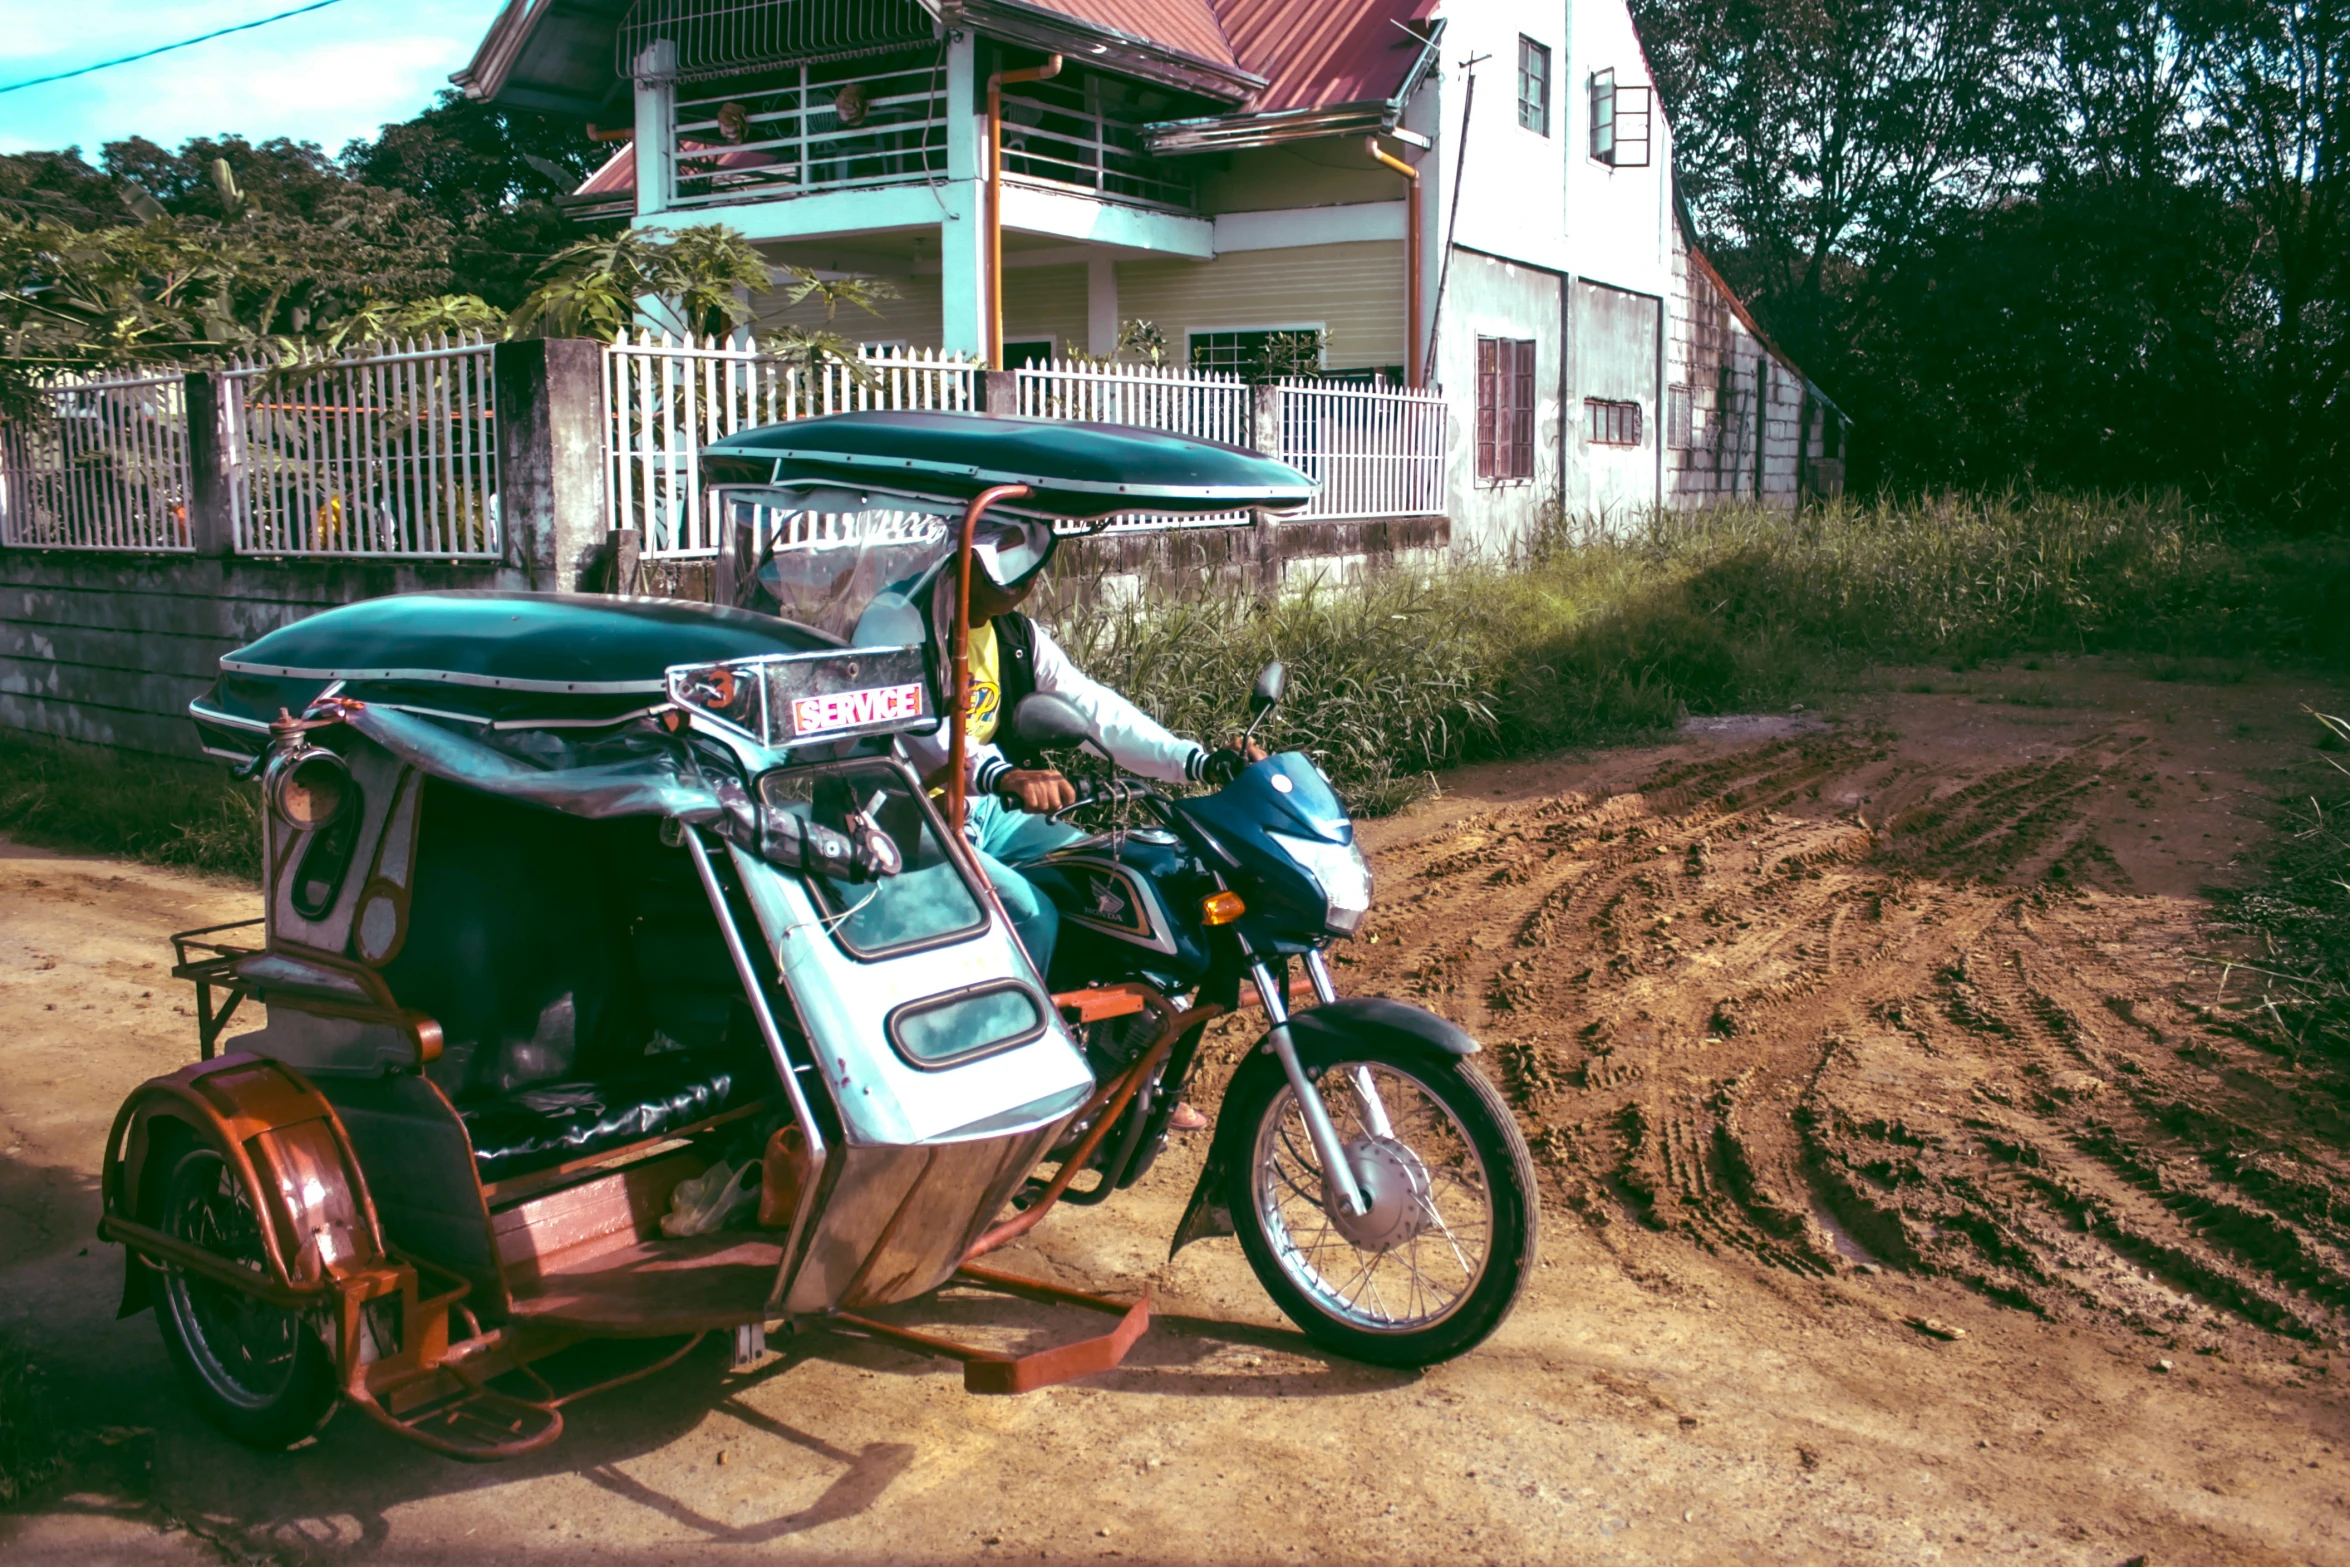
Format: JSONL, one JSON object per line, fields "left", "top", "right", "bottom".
{"left": 1003, "top": 0, "right": 1432, "bottom": 111}
{"left": 1018, "top": 0, "right": 1241, "bottom": 73}
{"left": 1213, "top": 0, "right": 1432, "bottom": 112}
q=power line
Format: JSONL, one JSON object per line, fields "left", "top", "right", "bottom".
{"left": 0, "top": 0, "right": 352, "bottom": 96}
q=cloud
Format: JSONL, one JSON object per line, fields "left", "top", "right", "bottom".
{"left": 0, "top": 0, "right": 512, "bottom": 159}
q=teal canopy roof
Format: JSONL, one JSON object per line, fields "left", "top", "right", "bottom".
{"left": 701, "top": 411, "right": 1317, "bottom": 518}
{"left": 194, "top": 592, "right": 837, "bottom": 740}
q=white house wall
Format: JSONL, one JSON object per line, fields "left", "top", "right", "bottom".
{"left": 1434, "top": 249, "right": 1564, "bottom": 556}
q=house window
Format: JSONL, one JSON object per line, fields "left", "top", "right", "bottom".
{"left": 1589, "top": 70, "right": 1653, "bottom": 167}
{"left": 1002, "top": 339, "right": 1055, "bottom": 369}
{"left": 1588, "top": 398, "right": 1643, "bottom": 447}
{"left": 1517, "top": 39, "right": 1551, "bottom": 136}
{"left": 1666, "top": 385, "right": 1693, "bottom": 449}
{"left": 1476, "top": 338, "right": 1537, "bottom": 483}
{"left": 1189, "top": 328, "right": 1323, "bottom": 380}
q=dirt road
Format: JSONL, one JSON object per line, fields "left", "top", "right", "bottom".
{"left": 4, "top": 655, "right": 2347, "bottom": 1564}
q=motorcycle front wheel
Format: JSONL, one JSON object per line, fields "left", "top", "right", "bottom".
{"left": 1222, "top": 1035, "right": 1538, "bottom": 1367}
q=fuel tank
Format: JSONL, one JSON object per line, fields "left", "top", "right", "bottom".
{"left": 1024, "top": 828, "right": 1213, "bottom": 991}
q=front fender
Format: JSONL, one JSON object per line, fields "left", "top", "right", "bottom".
{"left": 1168, "top": 998, "right": 1476, "bottom": 1257}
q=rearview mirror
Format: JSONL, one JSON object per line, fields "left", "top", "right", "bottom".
{"left": 1250, "top": 661, "right": 1287, "bottom": 714}
{"left": 1011, "top": 692, "right": 1094, "bottom": 749}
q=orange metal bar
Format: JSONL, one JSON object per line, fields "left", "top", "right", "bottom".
{"left": 945, "top": 482, "right": 1032, "bottom": 835}
{"left": 987, "top": 55, "right": 1063, "bottom": 367}
{"left": 829, "top": 1269, "right": 1149, "bottom": 1395}
{"left": 1365, "top": 136, "right": 1424, "bottom": 387}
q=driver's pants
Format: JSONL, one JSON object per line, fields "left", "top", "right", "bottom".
{"left": 965, "top": 793, "right": 1086, "bottom": 979}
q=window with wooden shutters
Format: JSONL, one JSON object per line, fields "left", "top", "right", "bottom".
{"left": 1476, "top": 338, "right": 1537, "bottom": 483}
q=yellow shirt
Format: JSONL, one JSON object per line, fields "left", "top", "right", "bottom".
{"left": 966, "top": 620, "right": 1002, "bottom": 745}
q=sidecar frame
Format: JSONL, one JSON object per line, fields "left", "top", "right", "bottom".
{"left": 101, "top": 412, "right": 1315, "bottom": 1458}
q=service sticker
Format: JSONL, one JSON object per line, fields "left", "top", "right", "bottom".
{"left": 790, "top": 681, "right": 926, "bottom": 736}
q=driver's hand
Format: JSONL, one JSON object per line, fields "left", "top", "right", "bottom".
{"left": 1225, "top": 736, "right": 1269, "bottom": 763}
{"left": 999, "top": 768, "right": 1077, "bottom": 813}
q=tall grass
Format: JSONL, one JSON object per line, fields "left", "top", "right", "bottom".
{"left": 1055, "top": 492, "right": 2350, "bottom": 812}
{"left": 0, "top": 736, "right": 260, "bottom": 881}
{"left": 2216, "top": 710, "right": 2350, "bottom": 1070}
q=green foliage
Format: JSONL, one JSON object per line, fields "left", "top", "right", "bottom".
{"left": 0, "top": 736, "right": 260, "bottom": 882}
{"left": 1636, "top": 0, "right": 2350, "bottom": 524}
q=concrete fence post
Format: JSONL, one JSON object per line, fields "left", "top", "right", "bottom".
{"left": 1249, "top": 382, "right": 1284, "bottom": 592}
{"left": 495, "top": 337, "right": 610, "bottom": 592}
{"left": 980, "top": 367, "right": 1019, "bottom": 417}
{"left": 183, "top": 370, "right": 236, "bottom": 558}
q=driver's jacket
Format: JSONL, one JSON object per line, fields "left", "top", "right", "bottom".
{"left": 901, "top": 617, "right": 1208, "bottom": 800}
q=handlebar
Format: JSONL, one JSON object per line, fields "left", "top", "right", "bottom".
{"left": 1045, "top": 774, "right": 1161, "bottom": 822}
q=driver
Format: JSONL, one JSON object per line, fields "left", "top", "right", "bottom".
{"left": 899, "top": 517, "right": 1257, "bottom": 983}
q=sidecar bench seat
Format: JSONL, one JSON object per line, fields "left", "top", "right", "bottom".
{"left": 458, "top": 1051, "right": 753, "bottom": 1187}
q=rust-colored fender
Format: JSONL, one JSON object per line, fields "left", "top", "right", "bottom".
{"left": 102, "top": 1052, "right": 386, "bottom": 1318}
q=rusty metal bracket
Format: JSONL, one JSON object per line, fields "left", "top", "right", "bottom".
{"left": 827, "top": 1267, "right": 1150, "bottom": 1395}
{"left": 168, "top": 920, "right": 264, "bottom": 1061}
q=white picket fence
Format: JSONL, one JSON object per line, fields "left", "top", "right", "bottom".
{"left": 2, "top": 336, "right": 1451, "bottom": 561}
{"left": 224, "top": 336, "right": 501, "bottom": 558}
{"left": 0, "top": 370, "right": 195, "bottom": 551}
{"left": 1276, "top": 379, "right": 1449, "bottom": 522}
{"left": 608, "top": 332, "right": 975, "bottom": 557}
{"left": 610, "top": 338, "right": 1448, "bottom": 557}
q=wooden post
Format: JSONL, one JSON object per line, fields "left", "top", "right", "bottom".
{"left": 494, "top": 337, "right": 611, "bottom": 592}
{"left": 183, "top": 371, "right": 236, "bottom": 558}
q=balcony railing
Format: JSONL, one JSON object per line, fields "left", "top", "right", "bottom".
{"left": 665, "top": 55, "right": 1193, "bottom": 213}
{"left": 672, "top": 51, "right": 948, "bottom": 208}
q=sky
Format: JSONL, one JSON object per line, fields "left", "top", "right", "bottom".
{"left": 0, "top": 0, "right": 513, "bottom": 160}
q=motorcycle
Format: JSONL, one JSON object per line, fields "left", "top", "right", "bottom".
{"left": 99, "top": 409, "right": 1535, "bottom": 1461}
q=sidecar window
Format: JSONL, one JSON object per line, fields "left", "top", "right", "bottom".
{"left": 886, "top": 982, "right": 1047, "bottom": 1070}
{"left": 758, "top": 762, "right": 987, "bottom": 959}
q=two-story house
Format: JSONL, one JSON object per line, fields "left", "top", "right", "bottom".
{"left": 457, "top": 0, "right": 1842, "bottom": 552}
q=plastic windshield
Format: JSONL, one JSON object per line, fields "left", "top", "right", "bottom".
{"left": 724, "top": 487, "right": 956, "bottom": 644}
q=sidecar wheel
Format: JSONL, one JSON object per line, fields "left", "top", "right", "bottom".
{"left": 152, "top": 1143, "right": 338, "bottom": 1449}
{"left": 1223, "top": 1041, "right": 1537, "bottom": 1368}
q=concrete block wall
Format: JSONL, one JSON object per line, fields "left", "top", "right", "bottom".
{"left": 0, "top": 553, "right": 523, "bottom": 759}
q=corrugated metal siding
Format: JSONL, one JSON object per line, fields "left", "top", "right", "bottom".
{"left": 1115, "top": 240, "right": 1406, "bottom": 368}
{"left": 1003, "top": 264, "right": 1094, "bottom": 356}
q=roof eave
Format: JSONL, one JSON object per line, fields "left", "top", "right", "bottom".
{"left": 944, "top": 0, "right": 1265, "bottom": 103}
{"left": 450, "top": 0, "right": 544, "bottom": 102}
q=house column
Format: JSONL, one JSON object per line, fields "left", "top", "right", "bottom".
{"left": 938, "top": 30, "right": 987, "bottom": 360}
{"left": 632, "top": 40, "right": 677, "bottom": 219}
{"left": 1087, "top": 256, "right": 1119, "bottom": 356}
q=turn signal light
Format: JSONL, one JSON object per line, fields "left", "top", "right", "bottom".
{"left": 1201, "top": 891, "right": 1246, "bottom": 926}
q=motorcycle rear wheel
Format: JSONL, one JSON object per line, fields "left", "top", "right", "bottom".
{"left": 1222, "top": 1037, "right": 1537, "bottom": 1367}
{"left": 152, "top": 1143, "right": 339, "bottom": 1449}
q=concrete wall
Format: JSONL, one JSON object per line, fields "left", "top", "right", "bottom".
{"left": 1664, "top": 242, "right": 1835, "bottom": 508}
{"left": 1570, "top": 278, "right": 1665, "bottom": 523}
{"left": 0, "top": 553, "right": 521, "bottom": 759}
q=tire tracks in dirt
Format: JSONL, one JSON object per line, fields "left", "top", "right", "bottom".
{"left": 1336, "top": 728, "right": 2350, "bottom": 1347}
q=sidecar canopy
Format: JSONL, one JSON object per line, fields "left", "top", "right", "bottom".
{"left": 700, "top": 410, "right": 1317, "bottom": 519}
{"left": 191, "top": 591, "right": 857, "bottom": 756}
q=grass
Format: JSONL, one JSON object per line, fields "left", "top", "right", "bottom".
{"left": 1054, "top": 491, "right": 2350, "bottom": 813}
{"left": 0, "top": 735, "right": 260, "bottom": 882}
{"left": 2215, "top": 710, "right": 2350, "bottom": 1069}
{"left": 5, "top": 488, "right": 2347, "bottom": 855}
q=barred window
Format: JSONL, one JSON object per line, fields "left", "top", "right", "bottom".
{"left": 1666, "top": 385, "right": 1693, "bottom": 449}
{"left": 1477, "top": 338, "right": 1538, "bottom": 483}
{"left": 1588, "top": 398, "right": 1643, "bottom": 447}
{"left": 1517, "top": 38, "right": 1551, "bottom": 136}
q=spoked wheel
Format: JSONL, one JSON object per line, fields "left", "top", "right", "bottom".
{"left": 153, "top": 1143, "right": 338, "bottom": 1448}
{"left": 1224, "top": 1042, "right": 1537, "bottom": 1367}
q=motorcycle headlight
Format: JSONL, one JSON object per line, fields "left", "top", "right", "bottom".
{"left": 1266, "top": 831, "right": 1373, "bottom": 936}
